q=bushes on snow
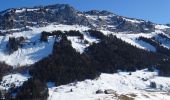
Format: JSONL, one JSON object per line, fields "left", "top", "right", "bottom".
{"left": 16, "top": 78, "right": 48, "bottom": 100}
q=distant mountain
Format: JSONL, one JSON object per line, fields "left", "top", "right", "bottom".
{"left": 0, "top": 4, "right": 89, "bottom": 30}
{"left": 0, "top": 4, "right": 169, "bottom": 33}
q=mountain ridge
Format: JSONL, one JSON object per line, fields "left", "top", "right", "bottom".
{"left": 0, "top": 4, "right": 169, "bottom": 34}
{"left": 0, "top": 4, "right": 169, "bottom": 67}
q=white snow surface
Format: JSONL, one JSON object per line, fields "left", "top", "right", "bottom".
{"left": 67, "top": 35, "right": 99, "bottom": 54}
{"left": 0, "top": 73, "right": 30, "bottom": 90}
{"left": 155, "top": 25, "right": 170, "bottom": 30}
{"left": 15, "top": 8, "right": 39, "bottom": 13}
{"left": 112, "top": 32, "right": 157, "bottom": 51}
{"left": 0, "top": 23, "right": 170, "bottom": 67}
{"left": 0, "top": 24, "right": 90, "bottom": 66}
{"left": 154, "top": 34, "right": 170, "bottom": 49}
{"left": 48, "top": 69, "right": 170, "bottom": 100}
{"left": 123, "top": 18, "right": 144, "bottom": 23}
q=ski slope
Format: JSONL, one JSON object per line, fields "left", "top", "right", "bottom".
{"left": 0, "top": 24, "right": 90, "bottom": 66}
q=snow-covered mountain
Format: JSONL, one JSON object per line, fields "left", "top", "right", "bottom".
{"left": 0, "top": 4, "right": 169, "bottom": 67}
{"left": 0, "top": 4, "right": 170, "bottom": 100}
{"left": 0, "top": 4, "right": 169, "bottom": 33}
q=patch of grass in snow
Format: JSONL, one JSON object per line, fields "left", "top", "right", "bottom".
{"left": 118, "top": 94, "right": 134, "bottom": 100}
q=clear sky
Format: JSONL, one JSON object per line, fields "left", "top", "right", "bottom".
{"left": 0, "top": 0, "right": 170, "bottom": 24}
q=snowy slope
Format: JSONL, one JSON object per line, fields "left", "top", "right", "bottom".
{"left": 48, "top": 69, "right": 170, "bottom": 100}
{"left": 1, "top": 69, "right": 170, "bottom": 100}
{"left": 112, "top": 32, "right": 156, "bottom": 51}
{"left": 104, "top": 30, "right": 170, "bottom": 52}
{"left": 0, "top": 23, "right": 170, "bottom": 66}
{"left": 0, "top": 24, "right": 90, "bottom": 66}
{"left": 67, "top": 33, "right": 99, "bottom": 53}
{"left": 0, "top": 69, "right": 170, "bottom": 100}
{"left": 155, "top": 24, "right": 170, "bottom": 30}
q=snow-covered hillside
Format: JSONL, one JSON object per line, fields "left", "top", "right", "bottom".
{"left": 1, "top": 69, "right": 170, "bottom": 100}
{"left": 0, "top": 4, "right": 170, "bottom": 100}
{"left": 48, "top": 69, "right": 170, "bottom": 100}
{"left": 0, "top": 3, "right": 169, "bottom": 67}
{"left": 0, "top": 23, "right": 170, "bottom": 67}
{"left": 0, "top": 24, "right": 90, "bottom": 66}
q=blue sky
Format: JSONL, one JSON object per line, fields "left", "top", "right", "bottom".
{"left": 0, "top": 0, "right": 170, "bottom": 24}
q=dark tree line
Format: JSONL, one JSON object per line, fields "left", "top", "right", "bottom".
{"left": 15, "top": 78, "right": 48, "bottom": 100}
{"left": 40, "top": 31, "right": 64, "bottom": 42}
{"left": 87, "top": 30, "right": 106, "bottom": 39}
{"left": 6, "top": 37, "right": 19, "bottom": 53}
{"left": 138, "top": 36, "right": 170, "bottom": 56}
{"left": 30, "top": 30, "right": 169, "bottom": 87}
{"left": 156, "top": 33, "right": 170, "bottom": 41}
{"left": 40, "top": 30, "right": 84, "bottom": 42}
{"left": 85, "top": 35, "right": 163, "bottom": 72}
{"left": 65, "top": 30, "right": 84, "bottom": 39}
{"left": 0, "top": 62, "right": 12, "bottom": 81}
{"left": 40, "top": 31, "right": 49, "bottom": 42}
{"left": 0, "top": 63, "right": 13, "bottom": 100}
{"left": 6, "top": 36, "right": 26, "bottom": 53}
{"left": 1, "top": 78, "right": 48, "bottom": 100}
{"left": 157, "top": 58, "right": 170, "bottom": 76}
{"left": 31, "top": 34, "right": 99, "bottom": 85}
{"left": 8, "top": 30, "right": 170, "bottom": 99}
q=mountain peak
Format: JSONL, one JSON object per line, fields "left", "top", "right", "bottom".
{"left": 0, "top": 4, "right": 90, "bottom": 30}
{"left": 0, "top": 3, "right": 169, "bottom": 33}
